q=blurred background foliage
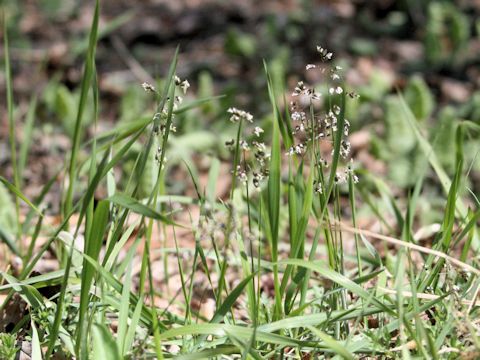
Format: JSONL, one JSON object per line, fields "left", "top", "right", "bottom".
{"left": 0, "top": 0, "right": 479, "bottom": 224}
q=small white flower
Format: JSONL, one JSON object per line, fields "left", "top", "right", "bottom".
{"left": 180, "top": 80, "right": 190, "bottom": 94}
{"left": 291, "top": 111, "right": 306, "bottom": 122}
{"left": 227, "top": 107, "right": 253, "bottom": 123}
{"left": 240, "top": 140, "right": 250, "bottom": 151}
{"left": 317, "top": 46, "right": 333, "bottom": 61}
{"left": 292, "top": 81, "right": 306, "bottom": 97}
{"left": 253, "top": 141, "right": 266, "bottom": 152}
{"left": 306, "top": 64, "right": 316, "bottom": 70}
{"left": 329, "top": 86, "right": 343, "bottom": 95}
{"left": 294, "top": 143, "right": 305, "bottom": 154}
{"left": 334, "top": 172, "right": 347, "bottom": 184}
{"left": 142, "top": 82, "right": 156, "bottom": 93}
{"left": 253, "top": 126, "right": 264, "bottom": 137}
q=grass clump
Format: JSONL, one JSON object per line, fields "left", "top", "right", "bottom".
{"left": 0, "top": 333, "right": 17, "bottom": 360}
{"left": 1, "top": 3, "right": 480, "bottom": 360}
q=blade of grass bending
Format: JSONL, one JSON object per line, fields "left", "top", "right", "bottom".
{"left": 3, "top": 16, "right": 21, "bottom": 241}
{"left": 279, "top": 259, "right": 393, "bottom": 315}
{"left": 0, "top": 269, "right": 68, "bottom": 291}
{"left": 0, "top": 272, "right": 44, "bottom": 308}
{"left": 225, "top": 330, "right": 263, "bottom": 360}
{"left": 264, "top": 61, "right": 283, "bottom": 319}
{"left": 258, "top": 306, "right": 382, "bottom": 333}
{"left": 22, "top": 167, "right": 62, "bottom": 234}
{"left": 336, "top": 222, "right": 480, "bottom": 276}
{"left": 210, "top": 273, "right": 256, "bottom": 324}
{"left": 64, "top": 0, "right": 100, "bottom": 219}
{"left": 108, "top": 193, "right": 176, "bottom": 225}
{"left": 0, "top": 226, "right": 19, "bottom": 256}
{"left": 307, "top": 326, "right": 354, "bottom": 360}
{"left": 159, "top": 323, "right": 315, "bottom": 347}
{"left": 0, "top": 176, "right": 43, "bottom": 216}
{"left": 175, "top": 346, "right": 239, "bottom": 360}
{"left": 384, "top": 294, "right": 448, "bottom": 334}
{"left": 76, "top": 200, "right": 110, "bottom": 357}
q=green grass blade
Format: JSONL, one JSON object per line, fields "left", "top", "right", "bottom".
{"left": 0, "top": 226, "right": 20, "bottom": 256}
{"left": 30, "top": 320, "right": 42, "bottom": 360}
{"left": 210, "top": 273, "right": 255, "bottom": 324}
{"left": 76, "top": 200, "right": 110, "bottom": 356}
{"left": 279, "top": 259, "right": 393, "bottom": 314}
{"left": 123, "top": 297, "right": 144, "bottom": 355}
{"left": 175, "top": 346, "right": 239, "bottom": 360}
{"left": 117, "top": 258, "right": 133, "bottom": 356}
{"left": 0, "top": 176, "right": 43, "bottom": 216}
{"left": 264, "top": 61, "right": 283, "bottom": 319}
{"left": 307, "top": 326, "right": 354, "bottom": 359}
{"left": 64, "top": 0, "right": 100, "bottom": 219}
{"left": 92, "top": 323, "right": 121, "bottom": 360}
{"left": 108, "top": 193, "right": 175, "bottom": 224}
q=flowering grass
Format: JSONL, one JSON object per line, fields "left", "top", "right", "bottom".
{"left": 1, "top": 2, "right": 480, "bottom": 359}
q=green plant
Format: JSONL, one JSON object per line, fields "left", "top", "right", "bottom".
{"left": 0, "top": 333, "right": 18, "bottom": 360}
{"left": 1, "top": 3, "right": 480, "bottom": 359}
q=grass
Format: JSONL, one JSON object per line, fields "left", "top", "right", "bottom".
{"left": 1, "top": 3, "right": 480, "bottom": 360}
